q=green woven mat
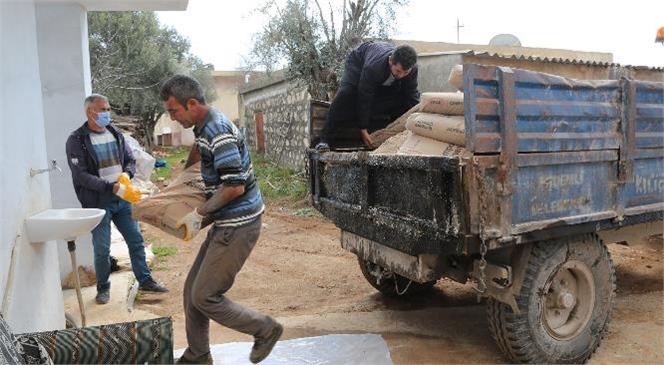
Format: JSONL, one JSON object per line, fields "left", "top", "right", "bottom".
{"left": 21, "top": 317, "right": 173, "bottom": 364}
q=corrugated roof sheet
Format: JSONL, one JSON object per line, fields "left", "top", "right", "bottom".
{"left": 420, "top": 50, "right": 663, "bottom": 70}
{"left": 466, "top": 50, "right": 663, "bottom": 70}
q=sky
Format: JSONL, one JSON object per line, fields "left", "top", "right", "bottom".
{"left": 156, "top": 0, "right": 664, "bottom": 71}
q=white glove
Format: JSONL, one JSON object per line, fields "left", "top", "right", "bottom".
{"left": 176, "top": 208, "right": 205, "bottom": 241}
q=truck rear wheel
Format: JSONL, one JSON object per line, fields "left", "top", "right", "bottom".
{"left": 486, "top": 234, "right": 615, "bottom": 364}
{"left": 357, "top": 257, "right": 435, "bottom": 296}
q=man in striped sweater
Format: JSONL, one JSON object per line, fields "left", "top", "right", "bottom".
{"left": 160, "top": 75, "right": 282, "bottom": 365}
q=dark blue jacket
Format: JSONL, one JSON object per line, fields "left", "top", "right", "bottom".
{"left": 342, "top": 41, "right": 420, "bottom": 129}
{"left": 65, "top": 122, "right": 136, "bottom": 208}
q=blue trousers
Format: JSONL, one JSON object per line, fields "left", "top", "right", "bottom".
{"left": 91, "top": 199, "right": 151, "bottom": 292}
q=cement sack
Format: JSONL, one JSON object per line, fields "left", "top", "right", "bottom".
{"left": 369, "top": 103, "right": 420, "bottom": 148}
{"left": 371, "top": 130, "right": 411, "bottom": 155}
{"left": 419, "top": 92, "right": 464, "bottom": 115}
{"left": 448, "top": 64, "right": 464, "bottom": 91}
{"left": 132, "top": 162, "right": 213, "bottom": 239}
{"left": 398, "top": 132, "right": 470, "bottom": 157}
{"left": 405, "top": 112, "right": 466, "bottom": 146}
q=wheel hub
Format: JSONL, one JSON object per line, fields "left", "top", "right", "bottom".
{"left": 543, "top": 260, "right": 595, "bottom": 340}
{"left": 556, "top": 291, "right": 575, "bottom": 309}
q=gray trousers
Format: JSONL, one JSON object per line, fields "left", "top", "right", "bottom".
{"left": 182, "top": 216, "right": 276, "bottom": 359}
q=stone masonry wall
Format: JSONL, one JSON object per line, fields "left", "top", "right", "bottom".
{"left": 240, "top": 78, "right": 311, "bottom": 171}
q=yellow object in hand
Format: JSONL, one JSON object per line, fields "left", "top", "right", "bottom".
{"left": 115, "top": 173, "right": 142, "bottom": 203}
{"left": 117, "top": 172, "right": 131, "bottom": 185}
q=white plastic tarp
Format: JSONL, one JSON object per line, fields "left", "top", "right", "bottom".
{"left": 174, "top": 334, "right": 393, "bottom": 365}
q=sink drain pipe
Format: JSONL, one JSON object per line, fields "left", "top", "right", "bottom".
{"left": 67, "top": 240, "right": 87, "bottom": 327}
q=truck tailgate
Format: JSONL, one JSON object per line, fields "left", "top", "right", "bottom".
{"left": 309, "top": 151, "right": 469, "bottom": 255}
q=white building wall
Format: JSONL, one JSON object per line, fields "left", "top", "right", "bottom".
{"left": 1, "top": 0, "right": 66, "bottom": 333}
{"left": 181, "top": 125, "right": 196, "bottom": 145}
{"left": 155, "top": 114, "right": 195, "bottom": 146}
{"left": 35, "top": 3, "right": 97, "bottom": 283}
{"left": 1, "top": 0, "right": 188, "bottom": 334}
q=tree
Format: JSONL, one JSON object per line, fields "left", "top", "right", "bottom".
{"left": 88, "top": 11, "right": 216, "bottom": 148}
{"left": 244, "top": 0, "right": 409, "bottom": 100}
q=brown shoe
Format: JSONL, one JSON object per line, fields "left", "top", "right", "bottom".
{"left": 249, "top": 323, "right": 283, "bottom": 363}
{"left": 175, "top": 352, "right": 213, "bottom": 364}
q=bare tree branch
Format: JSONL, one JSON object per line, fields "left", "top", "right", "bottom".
{"left": 245, "top": 0, "right": 409, "bottom": 100}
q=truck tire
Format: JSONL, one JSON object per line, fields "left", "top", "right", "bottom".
{"left": 357, "top": 257, "right": 436, "bottom": 296}
{"left": 486, "top": 234, "right": 615, "bottom": 364}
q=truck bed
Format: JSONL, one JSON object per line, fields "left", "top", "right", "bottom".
{"left": 309, "top": 64, "right": 664, "bottom": 256}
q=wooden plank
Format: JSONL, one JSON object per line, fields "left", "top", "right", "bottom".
{"left": 467, "top": 65, "right": 624, "bottom": 154}
{"left": 511, "top": 211, "right": 618, "bottom": 234}
{"left": 464, "top": 64, "right": 479, "bottom": 152}
{"left": 471, "top": 134, "right": 620, "bottom": 153}
{"left": 497, "top": 67, "right": 517, "bottom": 236}
{"left": 616, "top": 78, "right": 636, "bottom": 220}
{"left": 516, "top": 150, "right": 618, "bottom": 167}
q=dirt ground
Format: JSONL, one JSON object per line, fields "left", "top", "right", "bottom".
{"left": 135, "top": 198, "right": 663, "bottom": 364}
{"left": 131, "top": 159, "right": 664, "bottom": 364}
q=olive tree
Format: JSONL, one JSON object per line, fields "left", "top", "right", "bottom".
{"left": 88, "top": 11, "right": 216, "bottom": 148}
{"left": 244, "top": 0, "right": 409, "bottom": 100}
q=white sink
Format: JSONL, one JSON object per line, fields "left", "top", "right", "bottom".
{"left": 25, "top": 208, "right": 106, "bottom": 242}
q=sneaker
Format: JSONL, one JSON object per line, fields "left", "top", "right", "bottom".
{"left": 315, "top": 141, "right": 330, "bottom": 152}
{"left": 249, "top": 323, "right": 283, "bottom": 364}
{"left": 175, "top": 352, "right": 213, "bottom": 364}
{"left": 95, "top": 290, "right": 110, "bottom": 304}
{"left": 139, "top": 279, "right": 169, "bottom": 293}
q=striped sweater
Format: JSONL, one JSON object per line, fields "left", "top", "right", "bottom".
{"left": 193, "top": 108, "right": 264, "bottom": 227}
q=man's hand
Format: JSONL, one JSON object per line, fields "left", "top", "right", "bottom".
{"left": 360, "top": 129, "right": 373, "bottom": 148}
{"left": 114, "top": 173, "right": 142, "bottom": 203}
{"left": 176, "top": 208, "right": 205, "bottom": 241}
{"left": 117, "top": 172, "right": 131, "bottom": 185}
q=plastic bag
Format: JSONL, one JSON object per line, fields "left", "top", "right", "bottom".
{"left": 122, "top": 133, "right": 156, "bottom": 182}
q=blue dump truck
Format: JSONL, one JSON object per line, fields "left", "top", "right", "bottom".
{"left": 308, "top": 64, "right": 664, "bottom": 363}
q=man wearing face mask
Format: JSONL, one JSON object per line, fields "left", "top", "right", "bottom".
{"left": 315, "top": 41, "right": 420, "bottom": 151}
{"left": 65, "top": 94, "right": 168, "bottom": 305}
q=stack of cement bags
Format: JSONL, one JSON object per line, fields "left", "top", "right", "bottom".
{"left": 405, "top": 92, "right": 465, "bottom": 143}
{"left": 373, "top": 65, "right": 470, "bottom": 157}
{"left": 398, "top": 90, "right": 468, "bottom": 157}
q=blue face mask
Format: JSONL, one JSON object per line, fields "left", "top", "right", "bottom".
{"left": 95, "top": 112, "right": 111, "bottom": 127}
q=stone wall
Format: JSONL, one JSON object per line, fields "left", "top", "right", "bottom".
{"left": 239, "top": 74, "right": 311, "bottom": 171}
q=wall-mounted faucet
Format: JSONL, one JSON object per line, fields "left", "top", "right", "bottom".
{"left": 30, "top": 159, "right": 62, "bottom": 177}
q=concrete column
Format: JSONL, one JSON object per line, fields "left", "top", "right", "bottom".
{"left": 35, "top": 3, "right": 95, "bottom": 278}
{"left": 1, "top": 0, "right": 65, "bottom": 333}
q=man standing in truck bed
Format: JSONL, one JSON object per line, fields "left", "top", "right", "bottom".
{"left": 315, "top": 40, "right": 420, "bottom": 151}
